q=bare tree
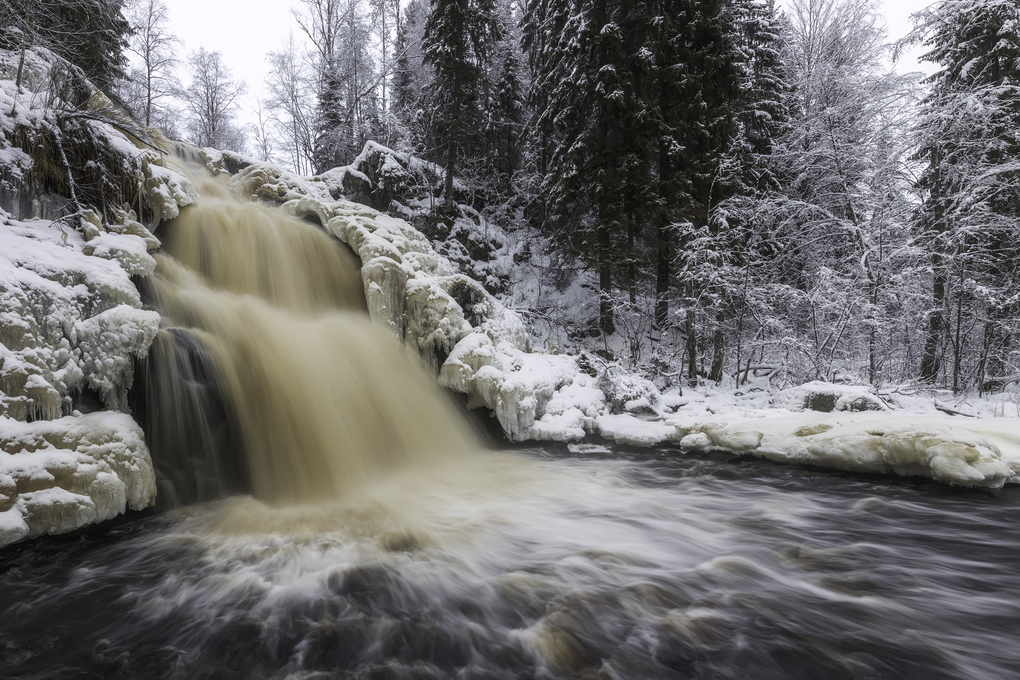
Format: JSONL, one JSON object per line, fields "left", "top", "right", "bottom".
{"left": 252, "top": 100, "right": 275, "bottom": 162}
{"left": 766, "top": 0, "right": 921, "bottom": 384}
{"left": 124, "top": 0, "right": 179, "bottom": 128}
{"left": 369, "top": 0, "right": 400, "bottom": 141}
{"left": 179, "top": 48, "right": 247, "bottom": 151}
{"left": 265, "top": 34, "right": 317, "bottom": 174}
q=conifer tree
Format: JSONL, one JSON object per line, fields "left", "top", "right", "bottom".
{"left": 649, "top": 0, "right": 744, "bottom": 381}
{"left": 3, "top": 0, "right": 131, "bottom": 95}
{"left": 393, "top": 0, "right": 431, "bottom": 123}
{"left": 911, "top": 0, "right": 1020, "bottom": 388}
{"left": 483, "top": 0, "right": 525, "bottom": 197}
{"left": 422, "top": 0, "right": 501, "bottom": 209}
{"left": 533, "top": 0, "right": 653, "bottom": 335}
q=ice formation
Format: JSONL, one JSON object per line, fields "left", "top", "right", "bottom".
{"left": 1, "top": 47, "right": 202, "bottom": 545}
{"left": 0, "top": 411, "right": 155, "bottom": 546}
{"left": 218, "top": 147, "right": 1020, "bottom": 489}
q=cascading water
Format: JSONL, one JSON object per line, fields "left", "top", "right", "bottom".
{"left": 137, "top": 161, "right": 477, "bottom": 504}
{"left": 3, "top": 159, "right": 1020, "bottom": 680}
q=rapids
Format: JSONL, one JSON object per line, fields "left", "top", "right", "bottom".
{"left": 1, "top": 450, "right": 1019, "bottom": 679}
{"left": 3, "top": 159, "right": 1019, "bottom": 679}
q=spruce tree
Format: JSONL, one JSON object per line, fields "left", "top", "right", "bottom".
{"left": 912, "top": 0, "right": 1020, "bottom": 388}
{"left": 393, "top": 0, "right": 431, "bottom": 124}
{"left": 649, "top": 0, "right": 744, "bottom": 381}
{"left": 482, "top": 0, "right": 524, "bottom": 198}
{"left": 422, "top": 0, "right": 501, "bottom": 209}
{"left": 533, "top": 0, "right": 653, "bottom": 336}
{"left": 4, "top": 0, "right": 131, "bottom": 95}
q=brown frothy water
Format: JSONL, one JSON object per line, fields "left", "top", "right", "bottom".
{"left": 143, "top": 161, "right": 477, "bottom": 504}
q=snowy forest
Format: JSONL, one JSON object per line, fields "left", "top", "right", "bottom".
{"left": 4, "top": 0, "right": 1020, "bottom": 395}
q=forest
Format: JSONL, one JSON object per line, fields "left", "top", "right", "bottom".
{"left": 4, "top": 0, "right": 1020, "bottom": 394}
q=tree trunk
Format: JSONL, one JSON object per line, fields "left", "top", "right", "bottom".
{"left": 655, "top": 228, "right": 671, "bottom": 334}
{"left": 444, "top": 141, "right": 456, "bottom": 210}
{"left": 710, "top": 308, "right": 725, "bottom": 382}
{"left": 953, "top": 283, "right": 963, "bottom": 393}
{"left": 920, "top": 253, "right": 945, "bottom": 383}
{"left": 655, "top": 143, "right": 673, "bottom": 333}
{"left": 627, "top": 223, "right": 636, "bottom": 304}
{"left": 685, "top": 283, "right": 697, "bottom": 387}
{"left": 599, "top": 231, "right": 614, "bottom": 336}
{"left": 10, "top": 45, "right": 27, "bottom": 117}
{"left": 868, "top": 277, "right": 878, "bottom": 385}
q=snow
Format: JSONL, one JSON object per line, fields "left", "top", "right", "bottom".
{"left": 597, "top": 413, "right": 677, "bottom": 447}
{"left": 0, "top": 214, "right": 161, "bottom": 545}
{"left": 776, "top": 381, "right": 889, "bottom": 413}
{"left": 0, "top": 215, "right": 162, "bottom": 418}
{"left": 212, "top": 150, "right": 1020, "bottom": 489}
{"left": 0, "top": 411, "right": 156, "bottom": 547}
{"left": 82, "top": 231, "right": 157, "bottom": 277}
{"left": 0, "top": 47, "right": 204, "bottom": 544}
{"left": 668, "top": 411, "right": 1020, "bottom": 489}
{"left": 76, "top": 305, "right": 160, "bottom": 411}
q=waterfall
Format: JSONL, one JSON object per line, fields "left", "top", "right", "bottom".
{"left": 136, "top": 160, "right": 476, "bottom": 505}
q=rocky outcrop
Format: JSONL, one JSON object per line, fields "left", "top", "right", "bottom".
{"left": 1, "top": 46, "right": 199, "bottom": 547}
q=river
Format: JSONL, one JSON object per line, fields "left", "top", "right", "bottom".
{"left": 2, "top": 446, "right": 1018, "bottom": 679}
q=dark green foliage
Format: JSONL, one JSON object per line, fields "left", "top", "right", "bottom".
{"left": 530, "top": 0, "right": 656, "bottom": 334}
{"left": 481, "top": 0, "right": 524, "bottom": 198}
{"left": 422, "top": 0, "right": 501, "bottom": 207}
{"left": 2, "top": 0, "right": 130, "bottom": 94}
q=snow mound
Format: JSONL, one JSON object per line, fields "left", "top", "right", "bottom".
{"left": 0, "top": 411, "right": 156, "bottom": 548}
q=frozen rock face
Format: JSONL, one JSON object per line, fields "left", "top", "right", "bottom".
{"left": 0, "top": 48, "right": 203, "bottom": 545}
{"left": 0, "top": 412, "right": 156, "bottom": 547}
{"left": 0, "top": 215, "right": 162, "bottom": 548}
{"left": 0, "top": 216, "right": 160, "bottom": 421}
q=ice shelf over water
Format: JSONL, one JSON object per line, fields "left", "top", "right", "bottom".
{"left": 0, "top": 412, "right": 156, "bottom": 546}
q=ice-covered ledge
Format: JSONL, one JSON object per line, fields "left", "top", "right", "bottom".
{"left": 596, "top": 410, "right": 1020, "bottom": 489}
{"left": 0, "top": 412, "right": 156, "bottom": 546}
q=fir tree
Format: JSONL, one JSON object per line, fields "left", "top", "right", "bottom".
{"left": 421, "top": 0, "right": 502, "bottom": 209}
{"left": 393, "top": 0, "right": 431, "bottom": 123}
{"left": 4, "top": 0, "right": 131, "bottom": 95}
{"left": 483, "top": 0, "right": 525, "bottom": 197}
{"left": 534, "top": 0, "right": 654, "bottom": 335}
{"left": 649, "top": 0, "right": 745, "bottom": 381}
{"left": 912, "top": 0, "right": 1020, "bottom": 388}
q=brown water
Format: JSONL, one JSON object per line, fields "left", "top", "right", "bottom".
{"left": 6, "top": 160, "right": 1018, "bottom": 679}
{"left": 2, "top": 450, "right": 1020, "bottom": 679}
{"left": 138, "top": 162, "right": 475, "bottom": 504}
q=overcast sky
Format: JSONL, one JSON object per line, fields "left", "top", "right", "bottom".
{"left": 160, "top": 0, "right": 936, "bottom": 134}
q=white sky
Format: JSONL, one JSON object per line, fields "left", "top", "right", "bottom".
{"left": 159, "top": 0, "right": 937, "bottom": 135}
{"left": 163, "top": 0, "right": 303, "bottom": 123}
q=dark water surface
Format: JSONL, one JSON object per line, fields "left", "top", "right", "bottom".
{"left": 2, "top": 447, "right": 1018, "bottom": 680}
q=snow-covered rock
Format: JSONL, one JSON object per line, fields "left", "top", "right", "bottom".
{"left": 777, "top": 381, "right": 889, "bottom": 413}
{"left": 0, "top": 48, "right": 204, "bottom": 544}
{"left": 0, "top": 411, "right": 155, "bottom": 547}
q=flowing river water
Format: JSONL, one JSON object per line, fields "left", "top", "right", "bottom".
{"left": 2, "top": 164, "right": 1020, "bottom": 679}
